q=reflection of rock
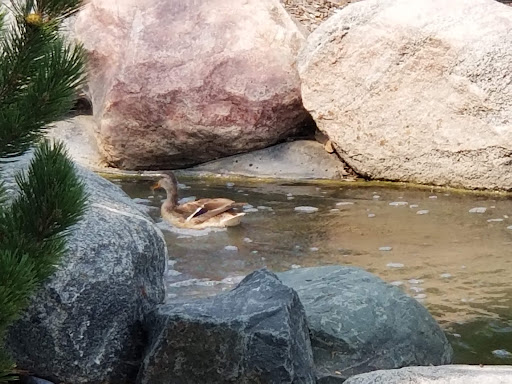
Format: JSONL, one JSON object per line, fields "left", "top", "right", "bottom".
{"left": 277, "top": 266, "right": 453, "bottom": 383}
{"left": 299, "top": 0, "right": 512, "bottom": 190}
{"left": 189, "top": 140, "right": 352, "bottom": 180}
{"left": 344, "top": 365, "right": 512, "bottom": 384}
{"left": 74, "top": 0, "right": 310, "bottom": 170}
{"left": 137, "top": 269, "right": 316, "bottom": 383}
{"left": 4, "top": 156, "right": 167, "bottom": 384}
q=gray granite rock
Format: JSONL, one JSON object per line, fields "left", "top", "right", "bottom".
{"left": 344, "top": 365, "right": 512, "bottom": 384}
{"left": 45, "top": 115, "right": 104, "bottom": 171}
{"left": 277, "top": 266, "right": 453, "bottom": 383}
{"left": 3, "top": 154, "right": 167, "bottom": 384}
{"left": 137, "top": 269, "right": 315, "bottom": 384}
{"left": 189, "top": 140, "right": 350, "bottom": 180}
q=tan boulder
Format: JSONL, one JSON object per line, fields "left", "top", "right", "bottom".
{"left": 74, "top": 0, "right": 309, "bottom": 170}
{"left": 299, "top": 0, "right": 512, "bottom": 190}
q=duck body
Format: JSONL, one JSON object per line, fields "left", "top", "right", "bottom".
{"left": 153, "top": 172, "right": 246, "bottom": 229}
{"left": 161, "top": 198, "right": 245, "bottom": 229}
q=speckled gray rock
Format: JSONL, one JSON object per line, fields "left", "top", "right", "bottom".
{"left": 189, "top": 140, "right": 350, "bottom": 180}
{"left": 45, "top": 115, "right": 104, "bottom": 171}
{"left": 277, "top": 266, "right": 453, "bottom": 383}
{"left": 3, "top": 154, "right": 167, "bottom": 384}
{"left": 299, "top": 0, "right": 512, "bottom": 190}
{"left": 137, "top": 269, "right": 315, "bottom": 384}
{"left": 344, "top": 365, "right": 512, "bottom": 384}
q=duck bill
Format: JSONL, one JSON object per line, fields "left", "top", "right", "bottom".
{"left": 150, "top": 182, "right": 160, "bottom": 191}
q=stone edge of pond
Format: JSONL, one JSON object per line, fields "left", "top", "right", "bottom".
{"left": 94, "top": 167, "right": 512, "bottom": 197}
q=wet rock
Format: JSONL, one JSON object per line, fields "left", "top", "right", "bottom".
{"left": 299, "top": 0, "right": 512, "bottom": 190}
{"left": 137, "top": 269, "right": 315, "bottom": 384}
{"left": 189, "top": 140, "right": 350, "bottom": 180}
{"left": 277, "top": 266, "right": 453, "bottom": 383}
{"left": 4, "top": 155, "right": 167, "bottom": 384}
{"left": 74, "top": 0, "right": 309, "bottom": 170}
{"left": 469, "top": 207, "right": 487, "bottom": 213}
{"left": 344, "top": 365, "right": 512, "bottom": 384}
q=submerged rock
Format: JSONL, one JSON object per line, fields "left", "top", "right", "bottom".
{"left": 137, "top": 269, "right": 315, "bottom": 384}
{"left": 299, "top": 0, "right": 512, "bottom": 190}
{"left": 344, "top": 365, "right": 512, "bottom": 384}
{"left": 277, "top": 266, "right": 453, "bottom": 383}
{"left": 74, "top": 0, "right": 309, "bottom": 170}
{"left": 4, "top": 157, "right": 167, "bottom": 384}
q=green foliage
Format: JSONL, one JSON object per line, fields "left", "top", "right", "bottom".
{"left": 0, "top": 0, "right": 87, "bottom": 381}
{"left": 0, "top": 0, "right": 85, "bottom": 158}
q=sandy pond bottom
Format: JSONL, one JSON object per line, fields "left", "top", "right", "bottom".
{"left": 115, "top": 177, "right": 512, "bottom": 365}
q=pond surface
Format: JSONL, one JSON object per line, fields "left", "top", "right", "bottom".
{"left": 115, "top": 176, "right": 512, "bottom": 365}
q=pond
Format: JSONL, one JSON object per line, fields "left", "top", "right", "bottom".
{"left": 114, "top": 176, "right": 512, "bottom": 365}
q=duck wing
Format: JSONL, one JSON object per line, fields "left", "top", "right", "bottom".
{"left": 180, "top": 198, "right": 244, "bottom": 224}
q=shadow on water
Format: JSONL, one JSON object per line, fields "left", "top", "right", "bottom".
{"left": 114, "top": 176, "right": 512, "bottom": 365}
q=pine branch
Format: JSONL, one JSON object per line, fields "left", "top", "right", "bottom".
{"left": 0, "top": 1, "right": 85, "bottom": 158}
{"left": 0, "top": 1, "right": 87, "bottom": 380}
{"left": 3, "top": 141, "right": 87, "bottom": 280}
{"left": 0, "top": 40, "right": 85, "bottom": 158}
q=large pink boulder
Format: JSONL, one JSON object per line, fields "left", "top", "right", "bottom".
{"left": 74, "top": 0, "right": 309, "bottom": 169}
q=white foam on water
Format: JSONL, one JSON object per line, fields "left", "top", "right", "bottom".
{"left": 294, "top": 206, "right": 319, "bottom": 213}
{"left": 387, "top": 262, "right": 404, "bottom": 268}
{"left": 390, "top": 201, "right": 408, "bottom": 206}
{"left": 492, "top": 349, "right": 512, "bottom": 358}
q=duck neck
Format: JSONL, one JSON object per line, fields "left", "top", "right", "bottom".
{"left": 163, "top": 184, "right": 179, "bottom": 211}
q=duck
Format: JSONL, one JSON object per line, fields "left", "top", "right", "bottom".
{"left": 151, "top": 172, "right": 246, "bottom": 229}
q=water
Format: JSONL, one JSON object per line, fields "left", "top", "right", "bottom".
{"left": 115, "top": 177, "right": 512, "bottom": 365}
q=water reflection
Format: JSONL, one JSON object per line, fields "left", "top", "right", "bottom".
{"left": 116, "top": 177, "right": 512, "bottom": 365}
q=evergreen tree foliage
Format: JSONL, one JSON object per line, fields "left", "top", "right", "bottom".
{"left": 0, "top": 0, "right": 87, "bottom": 381}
